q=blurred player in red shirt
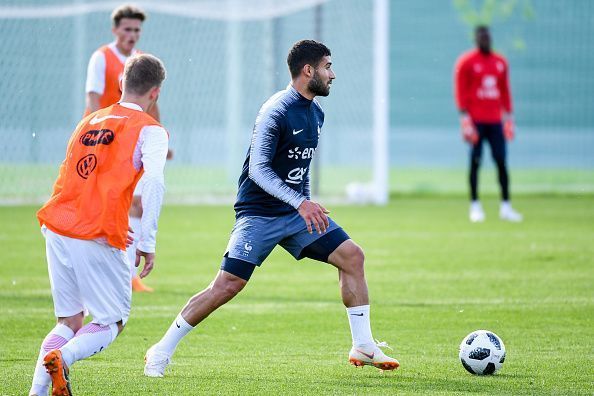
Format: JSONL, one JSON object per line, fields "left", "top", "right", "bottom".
{"left": 454, "top": 26, "right": 522, "bottom": 222}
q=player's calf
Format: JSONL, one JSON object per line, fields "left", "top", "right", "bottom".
{"left": 60, "top": 322, "right": 120, "bottom": 368}
{"left": 330, "top": 242, "right": 399, "bottom": 372}
{"left": 145, "top": 270, "right": 249, "bottom": 377}
{"left": 329, "top": 240, "right": 369, "bottom": 308}
{"left": 182, "top": 269, "right": 247, "bottom": 323}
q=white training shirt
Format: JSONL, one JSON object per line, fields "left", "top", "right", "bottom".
{"left": 120, "top": 102, "right": 168, "bottom": 253}
{"left": 85, "top": 42, "right": 138, "bottom": 95}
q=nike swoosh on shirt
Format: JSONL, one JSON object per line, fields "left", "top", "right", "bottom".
{"left": 89, "top": 115, "right": 129, "bottom": 125}
{"left": 292, "top": 129, "right": 304, "bottom": 135}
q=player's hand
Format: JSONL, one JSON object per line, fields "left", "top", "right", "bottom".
{"left": 460, "top": 114, "right": 479, "bottom": 145}
{"left": 298, "top": 200, "right": 330, "bottom": 235}
{"left": 135, "top": 249, "right": 155, "bottom": 278}
{"left": 503, "top": 114, "right": 515, "bottom": 141}
{"left": 126, "top": 226, "right": 134, "bottom": 248}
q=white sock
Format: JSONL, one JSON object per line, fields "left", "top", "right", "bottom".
{"left": 127, "top": 216, "right": 142, "bottom": 277}
{"left": 60, "top": 323, "right": 118, "bottom": 368}
{"left": 501, "top": 201, "right": 511, "bottom": 211}
{"left": 30, "top": 323, "right": 74, "bottom": 396}
{"left": 154, "top": 313, "right": 194, "bottom": 356}
{"left": 346, "top": 305, "right": 374, "bottom": 348}
{"left": 471, "top": 200, "right": 482, "bottom": 209}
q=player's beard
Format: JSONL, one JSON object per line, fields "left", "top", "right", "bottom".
{"left": 308, "top": 71, "right": 330, "bottom": 97}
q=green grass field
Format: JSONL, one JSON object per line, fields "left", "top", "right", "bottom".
{"left": 1, "top": 165, "right": 593, "bottom": 203}
{"left": 1, "top": 195, "right": 593, "bottom": 395}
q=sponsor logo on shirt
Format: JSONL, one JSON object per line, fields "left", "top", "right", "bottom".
{"left": 477, "top": 75, "right": 500, "bottom": 99}
{"left": 79, "top": 129, "right": 115, "bottom": 146}
{"left": 288, "top": 147, "right": 316, "bottom": 160}
{"left": 76, "top": 154, "right": 97, "bottom": 179}
{"left": 285, "top": 167, "right": 308, "bottom": 184}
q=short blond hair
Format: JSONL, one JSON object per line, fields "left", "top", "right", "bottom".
{"left": 111, "top": 4, "right": 146, "bottom": 27}
{"left": 122, "top": 54, "right": 166, "bottom": 96}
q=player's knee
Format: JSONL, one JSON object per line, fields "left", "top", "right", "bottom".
{"left": 58, "top": 312, "right": 84, "bottom": 333}
{"left": 341, "top": 243, "right": 365, "bottom": 274}
{"left": 221, "top": 279, "right": 245, "bottom": 298}
{"left": 212, "top": 278, "right": 245, "bottom": 302}
{"left": 116, "top": 320, "right": 125, "bottom": 335}
{"left": 351, "top": 245, "right": 365, "bottom": 273}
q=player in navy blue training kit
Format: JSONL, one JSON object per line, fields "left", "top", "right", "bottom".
{"left": 144, "top": 40, "right": 399, "bottom": 377}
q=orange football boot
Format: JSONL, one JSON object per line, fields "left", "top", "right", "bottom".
{"left": 43, "top": 349, "right": 72, "bottom": 396}
{"left": 132, "top": 275, "right": 154, "bottom": 292}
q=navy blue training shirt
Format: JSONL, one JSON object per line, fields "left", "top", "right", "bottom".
{"left": 234, "top": 85, "right": 324, "bottom": 218}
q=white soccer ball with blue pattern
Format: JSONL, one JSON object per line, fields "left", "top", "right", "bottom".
{"left": 459, "top": 330, "right": 506, "bottom": 375}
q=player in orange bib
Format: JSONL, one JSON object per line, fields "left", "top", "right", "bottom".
{"left": 85, "top": 4, "right": 163, "bottom": 291}
{"left": 29, "top": 54, "right": 168, "bottom": 396}
{"left": 85, "top": 5, "right": 158, "bottom": 119}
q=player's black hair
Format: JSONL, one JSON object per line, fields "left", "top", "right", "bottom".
{"left": 287, "top": 40, "right": 331, "bottom": 79}
{"left": 475, "top": 25, "right": 489, "bottom": 33}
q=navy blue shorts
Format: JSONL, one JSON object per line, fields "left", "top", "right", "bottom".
{"left": 221, "top": 212, "right": 350, "bottom": 280}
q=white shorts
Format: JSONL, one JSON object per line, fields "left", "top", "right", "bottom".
{"left": 43, "top": 227, "right": 132, "bottom": 325}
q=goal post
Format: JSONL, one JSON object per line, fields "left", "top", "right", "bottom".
{"left": 372, "top": 0, "right": 390, "bottom": 205}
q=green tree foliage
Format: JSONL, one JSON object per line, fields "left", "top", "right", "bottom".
{"left": 452, "top": 0, "right": 534, "bottom": 51}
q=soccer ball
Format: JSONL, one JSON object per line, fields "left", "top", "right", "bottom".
{"left": 459, "top": 330, "right": 506, "bottom": 375}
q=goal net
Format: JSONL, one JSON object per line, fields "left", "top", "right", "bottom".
{"left": 0, "top": 0, "right": 389, "bottom": 204}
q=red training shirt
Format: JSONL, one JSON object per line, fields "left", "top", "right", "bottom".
{"left": 454, "top": 49, "right": 512, "bottom": 123}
